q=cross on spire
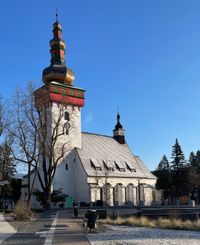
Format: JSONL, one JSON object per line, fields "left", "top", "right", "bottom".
{"left": 56, "top": 7, "right": 58, "bottom": 22}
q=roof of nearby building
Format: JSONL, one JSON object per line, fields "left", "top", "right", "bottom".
{"left": 11, "top": 173, "right": 25, "bottom": 179}
{"left": 0, "top": 180, "right": 9, "bottom": 186}
{"left": 76, "top": 132, "right": 156, "bottom": 179}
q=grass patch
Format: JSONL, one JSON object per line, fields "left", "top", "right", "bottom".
{"left": 102, "top": 216, "right": 200, "bottom": 231}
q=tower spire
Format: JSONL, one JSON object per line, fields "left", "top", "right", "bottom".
{"left": 42, "top": 16, "right": 75, "bottom": 85}
{"left": 113, "top": 112, "right": 125, "bottom": 144}
{"left": 56, "top": 7, "right": 58, "bottom": 22}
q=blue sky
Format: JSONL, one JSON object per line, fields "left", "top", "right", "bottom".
{"left": 1, "top": 0, "right": 200, "bottom": 170}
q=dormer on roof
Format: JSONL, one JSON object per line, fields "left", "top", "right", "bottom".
{"left": 90, "top": 158, "right": 102, "bottom": 171}
{"left": 115, "top": 161, "right": 125, "bottom": 172}
{"left": 103, "top": 160, "right": 114, "bottom": 171}
{"left": 125, "top": 161, "right": 136, "bottom": 172}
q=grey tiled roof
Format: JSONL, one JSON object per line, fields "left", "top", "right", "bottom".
{"left": 76, "top": 132, "right": 156, "bottom": 179}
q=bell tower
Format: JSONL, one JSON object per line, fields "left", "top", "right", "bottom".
{"left": 113, "top": 113, "right": 125, "bottom": 144}
{"left": 35, "top": 15, "right": 85, "bottom": 153}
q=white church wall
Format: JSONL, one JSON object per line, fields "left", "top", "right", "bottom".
{"left": 74, "top": 151, "right": 90, "bottom": 203}
{"left": 87, "top": 176, "right": 156, "bottom": 206}
{"left": 115, "top": 184, "right": 125, "bottom": 206}
{"left": 88, "top": 176, "right": 156, "bottom": 189}
{"left": 126, "top": 184, "right": 136, "bottom": 206}
{"left": 90, "top": 187, "right": 101, "bottom": 203}
{"left": 53, "top": 150, "right": 76, "bottom": 198}
{"left": 26, "top": 102, "right": 83, "bottom": 208}
{"left": 51, "top": 103, "right": 81, "bottom": 158}
{"left": 143, "top": 187, "right": 153, "bottom": 205}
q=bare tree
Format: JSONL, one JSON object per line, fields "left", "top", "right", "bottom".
{"left": 0, "top": 97, "right": 4, "bottom": 136}
{"left": 9, "top": 82, "right": 70, "bottom": 208}
{"left": 36, "top": 98, "right": 69, "bottom": 209}
{"left": 0, "top": 96, "right": 8, "bottom": 137}
{"left": 8, "top": 83, "right": 39, "bottom": 205}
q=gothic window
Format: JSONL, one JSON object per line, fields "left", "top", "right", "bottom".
{"left": 65, "top": 163, "right": 68, "bottom": 171}
{"left": 64, "top": 111, "right": 70, "bottom": 121}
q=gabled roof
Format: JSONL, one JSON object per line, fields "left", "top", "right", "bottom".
{"left": 76, "top": 132, "right": 156, "bottom": 179}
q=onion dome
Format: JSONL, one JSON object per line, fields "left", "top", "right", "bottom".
{"left": 42, "top": 15, "right": 75, "bottom": 85}
{"left": 113, "top": 113, "right": 125, "bottom": 144}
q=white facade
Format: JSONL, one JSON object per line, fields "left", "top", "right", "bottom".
{"left": 50, "top": 102, "right": 82, "bottom": 155}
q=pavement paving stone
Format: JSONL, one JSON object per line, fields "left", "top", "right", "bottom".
{"left": 1, "top": 211, "right": 56, "bottom": 245}
{"left": 1, "top": 209, "right": 91, "bottom": 245}
{"left": 52, "top": 210, "right": 91, "bottom": 245}
{"left": 0, "top": 213, "right": 17, "bottom": 244}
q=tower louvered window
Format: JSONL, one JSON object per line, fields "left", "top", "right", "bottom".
{"left": 64, "top": 111, "right": 70, "bottom": 121}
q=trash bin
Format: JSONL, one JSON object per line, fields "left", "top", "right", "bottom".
{"left": 87, "top": 210, "right": 97, "bottom": 229}
{"left": 73, "top": 206, "right": 78, "bottom": 217}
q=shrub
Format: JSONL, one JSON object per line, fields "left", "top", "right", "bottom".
{"left": 102, "top": 216, "right": 200, "bottom": 231}
{"left": 51, "top": 189, "right": 67, "bottom": 204}
{"left": 13, "top": 201, "right": 32, "bottom": 221}
{"left": 33, "top": 188, "right": 67, "bottom": 207}
{"left": 58, "top": 203, "right": 64, "bottom": 208}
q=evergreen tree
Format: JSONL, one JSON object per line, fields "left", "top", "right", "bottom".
{"left": 10, "top": 179, "right": 22, "bottom": 203}
{"left": 157, "top": 154, "right": 170, "bottom": 171}
{"left": 189, "top": 150, "right": 200, "bottom": 173}
{"left": 0, "top": 142, "right": 16, "bottom": 180}
{"left": 153, "top": 154, "right": 171, "bottom": 200}
{"left": 170, "top": 138, "right": 186, "bottom": 198}
{"left": 189, "top": 151, "right": 197, "bottom": 168}
{"left": 171, "top": 139, "right": 185, "bottom": 170}
{"left": 195, "top": 150, "right": 200, "bottom": 173}
{"left": 186, "top": 166, "right": 200, "bottom": 196}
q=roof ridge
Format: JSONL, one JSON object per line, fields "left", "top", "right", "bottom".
{"left": 81, "top": 131, "right": 113, "bottom": 138}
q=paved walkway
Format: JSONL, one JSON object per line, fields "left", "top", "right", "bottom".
{"left": 0, "top": 210, "right": 91, "bottom": 245}
{"left": 0, "top": 213, "right": 16, "bottom": 244}
{"left": 1, "top": 210, "right": 56, "bottom": 245}
{"left": 52, "top": 210, "right": 91, "bottom": 245}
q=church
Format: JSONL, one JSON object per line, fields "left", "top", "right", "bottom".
{"left": 21, "top": 17, "right": 159, "bottom": 208}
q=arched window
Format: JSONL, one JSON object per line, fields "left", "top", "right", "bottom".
{"left": 64, "top": 122, "right": 70, "bottom": 135}
{"left": 65, "top": 163, "right": 68, "bottom": 171}
{"left": 64, "top": 111, "right": 70, "bottom": 121}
